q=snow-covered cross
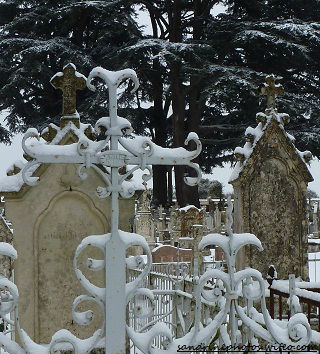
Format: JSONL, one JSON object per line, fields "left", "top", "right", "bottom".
{"left": 50, "top": 63, "right": 86, "bottom": 120}
{"left": 258, "top": 74, "right": 284, "bottom": 109}
{"left": 21, "top": 65, "right": 202, "bottom": 354}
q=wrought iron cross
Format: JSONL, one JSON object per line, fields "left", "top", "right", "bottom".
{"left": 258, "top": 74, "right": 284, "bottom": 109}
{"left": 50, "top": 63, "right": 86, "bottom": 118}
{"left": 21, "top": 64, "right": 202, "bottom": 354}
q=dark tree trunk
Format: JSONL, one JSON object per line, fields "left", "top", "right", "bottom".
{"left": 171, "top": 0, "right": 204, "bottom": 207}
{"left": 171, "top": 63, "right": 187, "bottom": 207}
{"left": 72, "top": 9, "right": 88, "bottom": 46}
{"left": 151, "top": 58, "right": 168, "bottom": 207}
{"left": 152, "top": 166, "right": 167, "bottom": 206}
{"left": 168, "top": 0, "right": 188, "bottom": 207}
{"left": 180, "top": 0, "right": 210, "bottom": 208}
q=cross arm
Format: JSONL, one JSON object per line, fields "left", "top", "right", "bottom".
{"left": 21, "top": 128, "right": 202, "bottom": 188}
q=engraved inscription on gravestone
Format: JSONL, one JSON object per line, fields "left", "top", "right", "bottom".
{"left": 37, "top": 193, "right": 106, "bottom": 341}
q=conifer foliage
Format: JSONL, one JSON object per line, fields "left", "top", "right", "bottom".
{"left": 202, "top": 0, "right": 320, "bottom": 161}
{"left": 0, "top": 1, "right": 140, "bottom": 135}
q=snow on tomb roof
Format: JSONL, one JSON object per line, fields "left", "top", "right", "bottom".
{"left": 229, "top": 74, "right": 313, "bottom": 184}
{"left": 0, "top": 120, "right": 94, "bottom": 193}
{"left": 152, "top": 244, "right": 192, "bottom": 252}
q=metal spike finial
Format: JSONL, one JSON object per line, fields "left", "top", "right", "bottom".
{"left": 226, "top": 196, "right": 233, "bottom": 237}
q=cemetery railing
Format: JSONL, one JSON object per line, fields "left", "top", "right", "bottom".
{"left": 151, "top": 260, "right": 226, "bottom": 275}
{"left": 269, "top": 277, "right": 320, "bottom": 331}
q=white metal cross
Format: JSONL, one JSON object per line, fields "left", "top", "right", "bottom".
{"left": 21, "top": 65, "right": 202, "bottom": 354}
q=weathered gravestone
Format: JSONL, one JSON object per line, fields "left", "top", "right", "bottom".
{"left": 229, "top": 75, "right": 313, "bottom": 280}
{"left": 134, "top": 189, "right": 154, "bottom": 243}
{"left": 310, "top": 200, "right": 320, "bottom": 238}
{"left": 177, "top": 205, "right": 204, "bottom": 238}
{"left": 0, "top": 64, "right": 139, "bottom": 343}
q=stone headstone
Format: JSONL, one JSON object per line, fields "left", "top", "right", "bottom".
{"left": 311, "top": 200, "right": 319, "bottom": 238}
{"left": 229, "top": 75, "right": 313, "bottom": 280}
{"left": 214, "top": 205, "right": 222, "bottom": 232}
{"left": 178, "top": 205, "right": 204, "bottom": 238}
{"left": 134, "top": 190, "right": 154, "bottom": 245}
{"left": 190, "top": 224, "right": 206, "bottom": 274}
{"left": 205, "top": 212, "right": 214, "bottom": 232}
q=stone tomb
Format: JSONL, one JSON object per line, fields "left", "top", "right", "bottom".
{"left": 0, "top": 64, "right": 138, "bottom": 343}
{"left": 230, "top": 75, "right": 313, "bottom": 280}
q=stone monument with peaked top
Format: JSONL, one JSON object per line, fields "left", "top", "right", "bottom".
{"left": 229, "top": 75, "right": 313, "bottom": 280}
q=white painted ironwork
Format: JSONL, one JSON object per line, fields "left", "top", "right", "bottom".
{"left": 20, "top": 65, "right": 200, "bottom": 354}
{"left": 0, "top": 65, "right": 318, "bottom": 354}
{"left": 151, "top": 260, "right": 225, "bottom": 275}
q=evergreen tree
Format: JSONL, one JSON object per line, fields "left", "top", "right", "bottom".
{"left": 2, "top": 0, "right": 320, "bottom": 208}
{"left": 198, "top": 178, "right": 223, "bottom": 199}
{"left": 200, "top": 0, "right": 320, "bottom": 166}
{"left": 125, "top": 0, "right": 223, "bottom": 207}
{"left": 127, "top": 0, "right": 320, "bottom": 185}
{"left": 0, "top": 0, "right": 141, "bottom": 137}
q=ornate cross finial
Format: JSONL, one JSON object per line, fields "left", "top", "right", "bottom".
{"left": 258, "top": 74, "right": 284, "bottom": 110}
{"left": 50, "top": 63, "right": 86, "bottom": 126}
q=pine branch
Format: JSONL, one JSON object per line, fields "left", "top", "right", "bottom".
{"left": 200, "top": 137, "right": 240, "bottom": 146}
{"left": 199, "top": 125, "right": 248, "bottom": 134}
